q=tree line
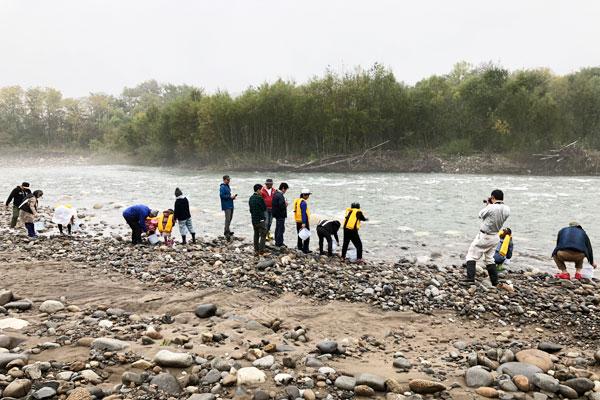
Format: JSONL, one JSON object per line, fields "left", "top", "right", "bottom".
{"left": 1, "top": 62, "right": 599, "bottom": 164}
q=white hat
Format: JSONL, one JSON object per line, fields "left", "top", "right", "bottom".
{"left": 301, "top": 188, "right": 311, "bottom": 195}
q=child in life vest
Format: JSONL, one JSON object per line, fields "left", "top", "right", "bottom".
{"left": 157, "top": 209, "right": 175, "bottom": 246}
{"left": 494, "top": 228, "right": 513, "bottom": 271}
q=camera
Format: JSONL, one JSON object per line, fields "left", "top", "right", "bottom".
{"left": 482, "top": 197, "right": 492, "bottom": 204}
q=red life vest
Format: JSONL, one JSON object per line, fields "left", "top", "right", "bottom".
{"left": 261, "top": 187, "right": 275, "bottom": 209}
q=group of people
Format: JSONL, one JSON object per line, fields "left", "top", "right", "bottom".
{"left": 228, "top": 175, "right": 368, "bottom": 261}
{"left": 122, "top": 187, "right": 196, "bottom": 246}
{"left": 4, "top": 180, "right": 599, "bottom": 277}
{"left": 462, "top": 189, "right": 597, "bottom": 285}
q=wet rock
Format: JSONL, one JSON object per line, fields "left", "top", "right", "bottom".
{"left": 195, "top": 303, "right": 217, "bottom": 318}
{"left": 237, "top": 367, "right": 266, "bottom": 385}
{"left": 90, "top": 337, "right": 130, "bottom": 351}
{"left": 498, "top": 362, "right": 543, "bottom": 380}
{"left": 316, "top": 340, "right": 338, "bottom": 354}
{"left": 3, "top": 378, "right": 32, "bottom": 398}
{"left": 563, "top": 377, "right": 594, "bottom": 395}
{"left": 32, "top": 386, "right": 57, "bottom": 399}
{"left": 39, "top": 300, "right": 65, "bottom": 313}
{"left": 408, "top": 379, "right": 446, "bottom": 394}
{"left": 476, "top": 387, "right": 499, "bottom": 398}
{"left": 4, "top": 299, "right": 32, "bottom": 310}
{"left": 558, "top": 384, "right": 579, "bottom": 399}
{"left": 465, "top": 366, "right": 494, "bottom": 388}
{"left": 356, "top": 373, "right": 386, "bottom": 391}
{"left": 153, "top": 350, "right": 193, "bottom": 368}
{"left": 531, "top": 373, "right": 559, "bottom": 392}
{"left": 355, "top": 385, "right": 375, "bottom": 397}
{"left": 151, "top": 372, "right": 181, "bottom": 394}
{"left": 515, "top": 349, "right": 553, "bottom": 372}
{"left": 335, "top": 375, "right": 356, "bottom": 391}
{"left": 537, "top": 342, "right": 562, "bottom": 353}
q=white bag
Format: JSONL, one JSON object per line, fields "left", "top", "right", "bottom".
{"left": 298, "top": 228, "right": 311, "bottom": 241}
{"left": 34, "top": 221, "right": 45, "bottom": 232}
{"left": 52, "top": 205, "right": 76, "bottom": 225}
{"left": 348, "top": 249, "right": 357, "bottom": 263}
{"left": 332, "top": 241, "right": 338, "bottom": 251}
{"left": 581, "top": 264, "right": 595, "bottom": 279}
{"left": 147, "top": 233, "right": 160, "bottom": 245}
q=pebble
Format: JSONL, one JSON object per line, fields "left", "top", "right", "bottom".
{"left": 3, "top": 378, "right": 33, "bottom": 398}
{"left": 253, "top": 355, "right": 274, "bottom": 368}
{"left": 354, "top": 385, "right": 375, "bottom": 397}
{"left": 408, "top": 379, "right": 447, "bottom": 394}
{"left": 465, "top": 366, "right": 494, "bottom": 388}
{"left": 90, "top": 337, "right": 130, "bottom": 351}
{"left": 563, "top": 377, "right": 595, "bottom": 395}
{"left": 237, "top": 367, "right": 266, "bottom": 385}
{"left": 316, "top": 340, "right": 338, "bottom": 354}
{"left": 195, "top": 303, "right": 217, "bottom": 318}
{"left": 537, "top": 342, "right": 562, "bottom": 353}
{"left": 356, "top": 373, "right": 386, "bottom": 391}
{"left": 150, "top": 372, "right": 181, "bottom": 394}
{"left": 335, "top": 375, "right": 356, "bottom": 391}
{"left": 153, "top": 350, "right": 193, "bottom": 368}
{"left": 476, "top": 387, "right": 499, "bottom": 398}
{"left": 39, "top": 300, "right": 65, "bottom": 313}
{"left": 530, "top": 373, "right": 559, "bottom": 392}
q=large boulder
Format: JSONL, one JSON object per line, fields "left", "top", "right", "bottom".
{"left": 153, "top": 350, "right": 193, "bottom": 368}
{"left": 151, "top": 373, "right": 181, "bottom": 394}
{"left": 515, "top": 349, "right": 553, "bottom": 372}
{"left": 465, "top": 366, "right": 494, "bottom": 388}
{"left": 39, "top": 300, "right": 65, "bottom": 314}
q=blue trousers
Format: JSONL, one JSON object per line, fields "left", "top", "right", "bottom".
{"left": 275, "top": 218, "right": 285, "bottom": 246}
{"left": 264, "top": 209, "right": 273, "bottom": 232}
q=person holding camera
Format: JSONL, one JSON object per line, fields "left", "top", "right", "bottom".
{"left": 461, "top": 189, "right": 510, "bottom": 286}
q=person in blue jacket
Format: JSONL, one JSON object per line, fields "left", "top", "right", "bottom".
{"left": 123, "top": 205, "right": 158, "bottom": 244}
{"left": 552, "top": 221, "right": 597, "bottom": 280}
{"left": 220, "top": 175, "right": 237, "bottom": 240}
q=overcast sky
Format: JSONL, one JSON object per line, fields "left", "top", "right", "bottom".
{"left": 1, "top": 0, "right": 599, "bottom": 98}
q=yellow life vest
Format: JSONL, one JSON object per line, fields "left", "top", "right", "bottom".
{"left": 55, "top": 204, "right": 72, "bottom": 209}
{"left": 499, "top": 234, "right": 511, "bottom": 257}
{"left": 344, "top": 208, "right": 364, "bottom": 230}
{"left": 293, "top": 198, "right": 310, "bottom": 223}
{"left": 158, "top": 214, "right": 174, "bottom": 232}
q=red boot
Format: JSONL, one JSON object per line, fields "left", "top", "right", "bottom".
{"left": 573, "top": 273, "right": 583, "bottom": 280}
{"left": 554, "top": 272, "right": 570, "bottom": 280}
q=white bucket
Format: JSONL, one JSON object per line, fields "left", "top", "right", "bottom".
{"left": 332, "top": 241, "right": 338, "bottom": 251}
{"left": 147, "top": 233, "right": 160, "bottom": 245}
{"left": 71, "top": 222, "right": 80, "bottom": 233}
{"left": 34, "top": 221, "right": 45, "bottom": 232}
{"left": 298, "top": 228, "right": 311, "bottom": 241}
{"left": 348, "top": 249, "right": 357, "bottom": 263}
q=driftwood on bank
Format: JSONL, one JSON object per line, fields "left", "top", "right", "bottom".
{"left": 533, "top": 140, "right": 600, "bottom": 174}
{"left": 276, "top": 140, "right": 390, "bottom": 171}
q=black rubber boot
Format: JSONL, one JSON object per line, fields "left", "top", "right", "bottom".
{"left": 181, "top": 235, "right": 187, "bottom": 245}
{"left": 191, "top": 233, "right": 196, "bottom": 244}
{"left": 486, "top": 264, "right": 499, "bottom": 286}
{"left": 460, "top": 260, "right": 476, "bottom": 283}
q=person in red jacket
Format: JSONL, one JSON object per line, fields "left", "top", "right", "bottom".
{"left": 261, "top": 178, "right": 276, "bottom": 240}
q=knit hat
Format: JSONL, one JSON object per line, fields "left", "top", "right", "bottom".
{"left": 175, "top": 187, "right": 183, "bottom": 197}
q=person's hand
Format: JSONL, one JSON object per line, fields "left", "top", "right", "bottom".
{"left": 232, "top": 195, "right": 237, "bottom": 200}
{"left": 285, "top": 201, "right": 289, "bottom": 206}
{"left": 4, "top": 205, "right": 8, "bottom": 211}
{"left": 593, "top": 263, "right": 597, "bottom": 268}
{"left": 34, "top": 213, "right": 39, "bottom": 218}
{"left": 302, "top": 224, "right": 306, "bottom": 229}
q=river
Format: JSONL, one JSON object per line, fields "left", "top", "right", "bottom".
{"left": 1, "top": 164, "right": 598, "bottom": 277}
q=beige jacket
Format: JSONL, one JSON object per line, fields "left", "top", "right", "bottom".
{"left": 19, "top": 197, "right": 38, "bottom": 224}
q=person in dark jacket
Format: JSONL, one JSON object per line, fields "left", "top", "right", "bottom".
{"left": 123, "top": 205, "right": 158, "bottom": 244}
{"left": 272, "top": 182, "right": 289, "bottom": 248}
{"left": 19, "top": 190, "right": 43, "bottom": 238}
{"left": 220, "top": 175, "right": 237, "bottom": 240}
{"left": 552, "top": 221, "right": 596, "bottom": 280}
{"left": 174, "top": 187, "right": 195, "bottom": 244}
{"left": 249, "top": 184, "right": 269, "bottom": 256}
{"left": 5, "top": 182, "right": 31, "bottom": 229}
{"left": 317, "top": 219, "right": 341, "bottom": 257}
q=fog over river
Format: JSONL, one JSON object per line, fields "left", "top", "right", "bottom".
{"left": 2, "top": 164, "right": 598, "bottom": 277}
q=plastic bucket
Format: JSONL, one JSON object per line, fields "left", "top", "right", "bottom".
{"left": 147, "top": 233, "right": 160, "bottom": 245}
{"left": 34, "top": 221, "right": 45, "bottom": 232}
{"left": 332, "top": 241, "right": 338, "bottom": 251}
{"left": 348, "top": 249, "right": 357, "bottom": 263}
{"left": 581, "top": 264, "right": 595, "bottom": 279}
{"left": 298, "top": 228, "right": 311, "bottom": 241}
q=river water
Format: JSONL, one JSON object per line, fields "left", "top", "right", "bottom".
{"left": 1, "top": 164, "right": 598, "bottom": 277}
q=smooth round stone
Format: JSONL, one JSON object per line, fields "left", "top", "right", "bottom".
{"left": 537, "top": 342, "right": 562, "bottom": 353}
{"left": 531, "top": 373, "right": 559, "bottom": 393}
{"left": 497, "top": 362, "right": 543, "bottom": 381}
{"left": 465, "top": 366, "right": 494, "bottom": 388}
{"left": 195, "top": 303, "right": 217, "bottom": 318}
{"left": 334, "top": 376, "right": 356, "bottom": 391}
{"left": 39, "top": 300, "right": 65, "bottom": 314}
{"left": 563, "top": 377, "right": 594, "bottom": 395}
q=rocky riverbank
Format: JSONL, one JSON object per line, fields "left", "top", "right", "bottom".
{"left": 1, "top": 207, "right": 600, "bottom": 399}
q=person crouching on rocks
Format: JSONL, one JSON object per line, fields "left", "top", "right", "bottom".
{"left": 494, "top": 228, "right": 513, "bottom": 271}
{"left": 122, "top": 205, "right": 158, "bottom": 245}
{"left": 341, "top": 202, "right": 368, "bottom": 263}
{"left": 461, "top": 189, "right": 510, "bottom": 286}
{"left": 19, "top": 189, "right": 43, "bottom": 238}
{"left": 52, "top": 204, "right": 76, "bottom": 236}
{"left": 158, "top": 209, "right": 175, "bottom": 246}
{"left": 317, "top": 219, "right": 341, "bottom": 257}
{"left": 174, "top": 187, "right": 195, "bottom": 245}
{"left": 552, "top": 221, "right": 596, "bottom": 280}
